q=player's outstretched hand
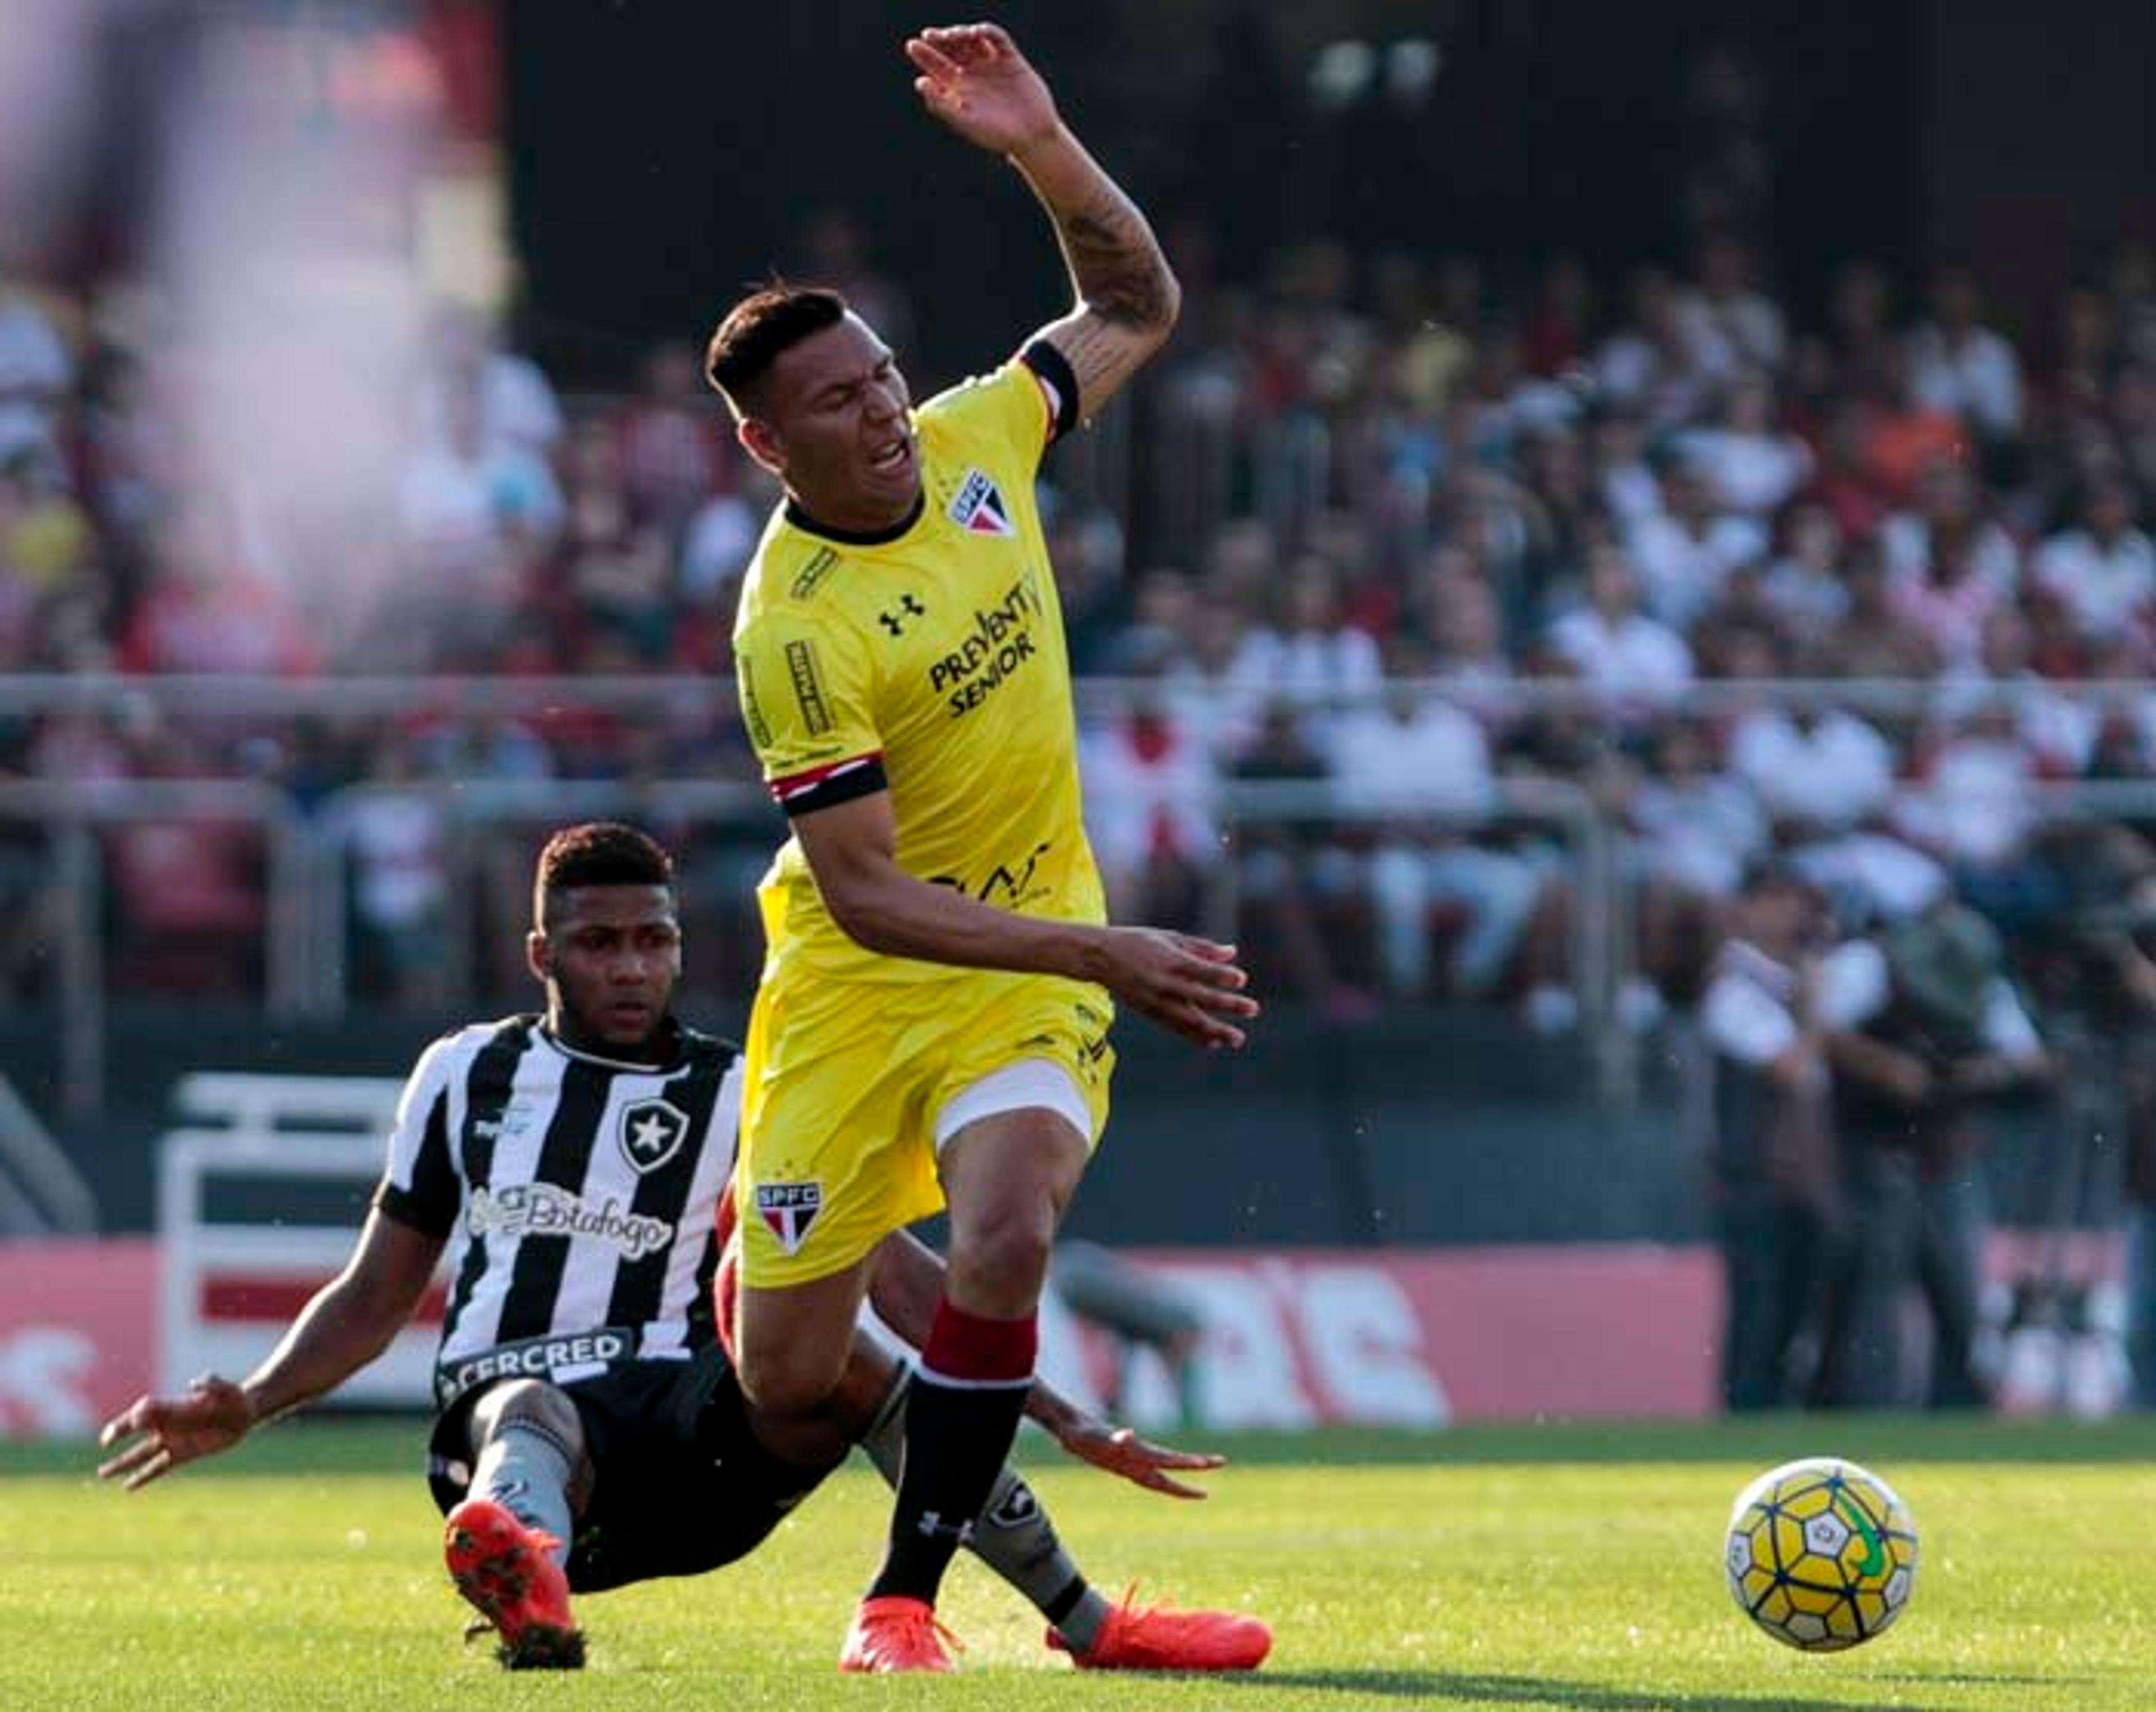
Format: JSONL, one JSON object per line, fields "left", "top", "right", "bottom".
{"left": 97, "top": 1374, "right": 253, "bottom": 1491}
{"left": 905, "top": 23, "right": 1061, "bottom": 157}
{"left": 1053, "top": 1416, "right": 1228, "bottom": 1501}
{"left": 1095, "top": 927, "right": 1258, "bottom": 1050}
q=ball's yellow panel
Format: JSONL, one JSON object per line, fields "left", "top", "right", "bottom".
{"left": 1725, "top": 1458, "right": 1920, "bottom": 1654}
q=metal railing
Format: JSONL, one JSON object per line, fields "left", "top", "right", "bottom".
{"left": 302, "top": 777, "right": 770, "bottom": 1010}
{"left": 1202, "top": 773, "right": 1627, "bottom": 1095}
{"left": 13, "top": 672, "right": 2156, "bottom": 1117}
{"left": 0, "top": 780, "right": 310, "bottom": 1123}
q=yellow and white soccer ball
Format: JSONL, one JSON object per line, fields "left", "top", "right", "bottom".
{"left": 1724, "top": 1457, "right": 1919, "bottom": 1651}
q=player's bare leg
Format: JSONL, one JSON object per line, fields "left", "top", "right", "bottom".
{"left": 842, "top": 1107, "right": 1088, "bottom": 1672}
{"left": 940, "top": 1107, "right": 1091, "bottom": 1316}
{"left": 734, "top": 1256, "right": 876, "bottom": 1463}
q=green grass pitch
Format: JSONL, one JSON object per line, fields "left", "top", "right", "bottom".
{"left": 6, "top": 1417, "right": 2156, "bottom": 1709}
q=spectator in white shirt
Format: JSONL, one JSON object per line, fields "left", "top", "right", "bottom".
{"left": 396, "top": 376, "right": 565, "bottom": 582}
{"left": 1894, "top": 703, "right": 2042, "bottom": 873}
{"left": 1327, "top": 678, "right": 1546, "bottom": 999}
{"left": 1586, "top": 404, "right": 1663, "bottom": 525}
{"left": 346, "top": 731, "right": 448, "bottom": 1007}
{"left": 1080, "top": 681, "right": 1218, "bottom": 931}
{"left": 1729, "top": 702, "right": 1897, "bottom": 834}
{"left": 1908, "top": 264, "right": 2023, "bottom": 441}
{"left": 1760, "top": 501, "right": 1852, "bottom": 644}
{"left": 1547, "top": 541, "right": 1695, "bottom": 708}
{"left": 1625, "top": 717, "right": 1769, "bottom": 1014}
{"left": 1625, "top": 457, "right": 1767, "bottom": 630}
{"left": 1593, "top": 266, "right": 1715, "bottom": 434}
{"left": 413, "top": 301, "right": 564, "bottom": 457}
{"left": 1882, "top": 459, "right": 2020, "bottom": 665}
{"left": 1675, "top": 232, "right": 1788, "bottom": 377}
{"left": 1227, "top": 551, "right": 1383, "bottom": 724}
{"left": 2033, "top": 474, "right": 2154, "bottom": 640}
{"left": 680, "top": 466, "right": 780, "bottom": 601}
{"left": 1791, "top": 828, "right": 1949, "bottom": 925}
{"left": 1934, "top": 605, "right": 2099, "bottom": 777}
{"left": 1418, "top": 559, "right": 1517, "bottom": 726}
{"left": 1676, "top": 367, "right": 1814, "bottom": 519}
{"left": 1632, "top": 719, "right": 1769, "bottom": 904}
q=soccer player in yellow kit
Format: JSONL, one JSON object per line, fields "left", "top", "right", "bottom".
{"left": 706, "top": 22, "right": 1264, "bottom": 1675}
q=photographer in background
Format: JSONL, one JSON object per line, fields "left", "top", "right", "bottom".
{"left": 1815, "top": 898, "right": 2052, "bottom": 1409}
{"left": 1699, "top": 859, "right": 1842, "bottom": 1411}
{"left": 2008, "top": 827, "right": 2156, "bottom": 1413}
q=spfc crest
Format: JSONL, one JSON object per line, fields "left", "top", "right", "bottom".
{"left": 755, "top": 1180, "right": 824, "bottom": 1255}
{"left": 947, "top": 468, "right": 1016, "bottom": 537}
{"left": 618, "top": 1097, "right": 689, "bottom": 1174}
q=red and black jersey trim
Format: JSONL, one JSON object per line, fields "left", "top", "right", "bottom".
{"left": 1021, "top": 340, "right": 1080, "bottom": 446}
{"left": 769, "top": 752, "right": 888, "bottom": 816}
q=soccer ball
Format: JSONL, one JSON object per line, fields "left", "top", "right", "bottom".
{"left": 1723, "top": 1457, "right": 1918, "bottom": 1651}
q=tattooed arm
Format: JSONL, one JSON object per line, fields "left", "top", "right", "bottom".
{"left": 906, "top": 23, "right": 1180, "bottom": 423}
{"left": 1011, "top": 131, "right": 1181, "bottom": 423}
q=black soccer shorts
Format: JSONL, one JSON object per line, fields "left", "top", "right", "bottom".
{"left": 427, "top": 1344, "right": 839, "bottom": 1593}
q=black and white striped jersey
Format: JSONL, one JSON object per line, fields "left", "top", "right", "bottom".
{"left": 373, "top": 1014, "right": 742, "bottom": 1406}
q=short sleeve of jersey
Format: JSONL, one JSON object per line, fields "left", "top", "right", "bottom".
{"left": 735, "top": 607, "right": 889, "bottom": 816}
{"left": 372, "top": 1036, "right": 462, "bottom": 1238}
{"left": 920, "top": 343, "right": 1075, "bottom": 472}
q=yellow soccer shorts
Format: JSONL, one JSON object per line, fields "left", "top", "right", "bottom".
{"left": 735, "top": 967, "right": 1116, "bottom": 1288}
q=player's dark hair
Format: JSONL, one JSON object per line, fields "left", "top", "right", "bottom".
{"left": 534, "top": 822, "right": 674, "bottom": 924}
{"left": 704, "top": 284, "right": 847, "bottom": 415}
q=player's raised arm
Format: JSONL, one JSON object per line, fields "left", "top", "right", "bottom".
{"left": 906, "top": 23, "right": 1179, "bottom": 423}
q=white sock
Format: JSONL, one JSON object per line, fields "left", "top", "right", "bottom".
{"left": 471, "top": 1418, "right": 576, "bottom": 1567}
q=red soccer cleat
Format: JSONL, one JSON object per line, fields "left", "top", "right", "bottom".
{"left": 443, "top": 1496, "right": 584, "bottom": 1670}
{"left": 1049, "top": 1586, "right": 1273, "bottom": 1672}
{"left": 838, "top": 1595, "right": 961, "bottom": 1674}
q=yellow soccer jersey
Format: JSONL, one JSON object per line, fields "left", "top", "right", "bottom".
{"left": 732, "top": 343, "right": 1106, "bottom": 986}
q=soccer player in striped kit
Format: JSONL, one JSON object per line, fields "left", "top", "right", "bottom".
{"left": 98, "top": 822, "right": 1269, "bottom": 1673}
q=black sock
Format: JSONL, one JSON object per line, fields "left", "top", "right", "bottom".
{"left": 866, "top": 1371, "right": 1030, "bottom": 1604}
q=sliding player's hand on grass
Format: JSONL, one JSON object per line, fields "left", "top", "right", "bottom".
{"left": 1051, "top": 1415, "right": 1228, "bottom": 1501}
{"left": 97, "top": 1374, "right": 253, "bottom": 1490}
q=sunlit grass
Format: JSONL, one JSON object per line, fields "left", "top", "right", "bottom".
{"left": 4, "top": 1420, "right": 2154, "bottom": 1709}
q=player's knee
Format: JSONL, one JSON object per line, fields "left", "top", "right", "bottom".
{"left": 736, "top": 1334, "right": 847, "bottom": 1418}
{"left": 947, "top": 1200, "right": 1059, "bottom": 1307}
{"left": 469, "top": 1377, "right": 581, "bottom": 1451}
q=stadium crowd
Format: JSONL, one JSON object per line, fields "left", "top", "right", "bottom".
{"left": 3, "top": 12, "right": 2155, "bottom": 1422}
{"left": 4, "top": 223, "right": 2156, "bottom": 1024}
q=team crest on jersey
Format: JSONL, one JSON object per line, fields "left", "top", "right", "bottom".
{"left": 947, "top": 469, "right": 1016, "bottom": 538}
{"left": 618, "top": 1098, "right": 689, "bottom": 1174}
{"left": 755, "top": 1180, "right": 824, "bottom": 1255}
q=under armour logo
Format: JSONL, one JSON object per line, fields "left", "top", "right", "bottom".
{"left": 879, "top": 593, "right": 926, "bottom": 637}
{"left": 915, "top": 1510, "right": 975, "bottom": 1545}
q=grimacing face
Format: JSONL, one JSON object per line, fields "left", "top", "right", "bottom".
{"left": 739, "top": 312, "right": 919, "bottom": 532}
{"left": 528, "top": 882, "right": 682, "bottom": 1054}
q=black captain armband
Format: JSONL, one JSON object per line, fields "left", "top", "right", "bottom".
{"left": 1021, "top": 340, "right": 1081, "bottom": 445}
{"left": 769, "top": 752, "right": 889, "bottom": 817}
